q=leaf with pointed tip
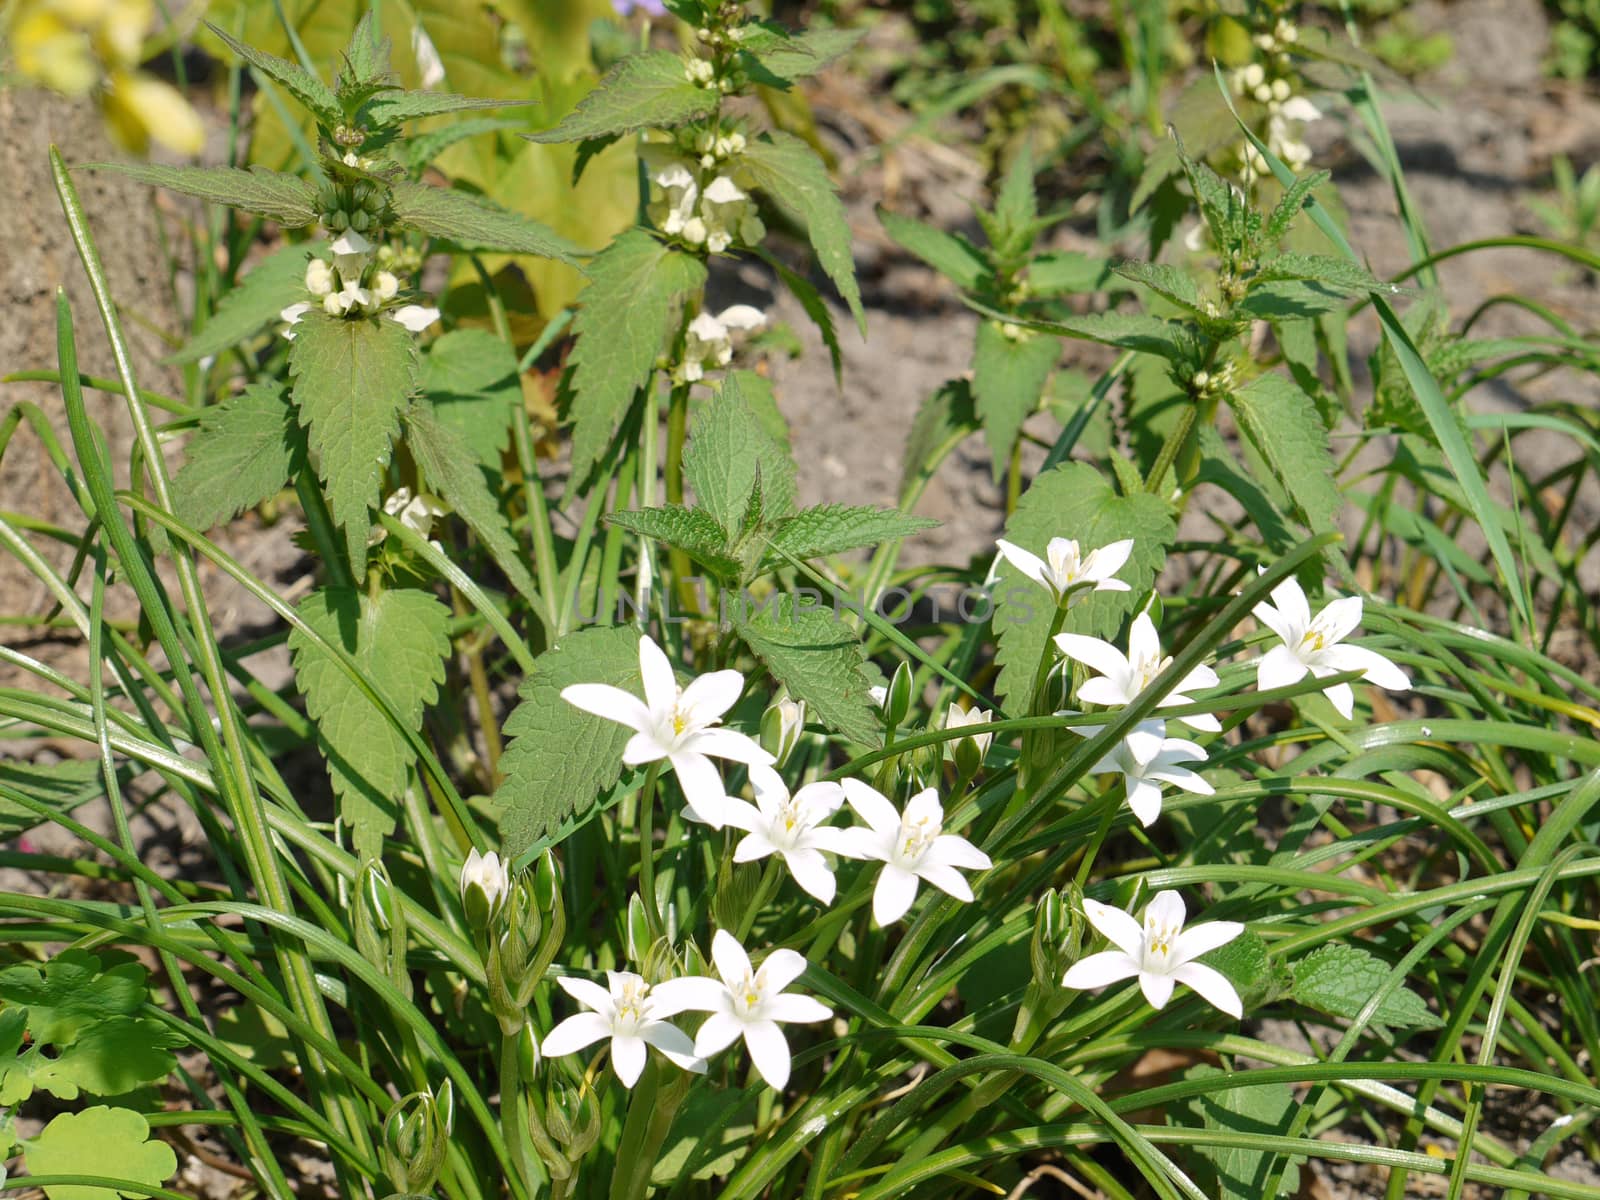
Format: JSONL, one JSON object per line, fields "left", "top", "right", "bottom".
{"left": 390, "top": 180, "right": 581, "bottom": 264}
{"left": 739, "top": 131, "right": 865, "bottom": 334}
{"left": 878, "top": 207, "right": 989, "bottom": 292}
{"left": 735, "top": 595, "right": 879, "bottom": 746}
{"left": 290, "top": 587, "right": 451, "bottom": 861}
{"left": 743, "top": 26, "right": 863, "bottom": 83}
{"left": 972, "top": 321, "right": 1059, "bottom": 472}
{"left": 171, "top": 240, "right": 322, "bottom": 364}
{"left": 901, "top": 379, "right": 977, "bottom": 501}
{"left": 683, "top": 373, "right": 798, "bottom": 532}
{"left": 608, "top": 505, "right": 742, "bottom": 580}
{"left": 763, "top": 250, "right": 844, "bottom": 384}
{"left": 1266, "top": 169, "right": 1332, "bottom": 241}
{"left": 1024, "top": 251, "right": 1111, "bottom": 296}
{"left": 172, "top": 383, "right": 305, "bottom": 531}
{"left": 567, "top": 230, "right": 707, "bottom": 485}
{"left": 998, "top": 307, "right": 1201, "bottom": 364}
{"left": 421, "top": 328, "right": 519, "bottom": 468}
{"left": 365, "top": 91, "right": 531, "bottom": 127}
{"left": 404, "top": 116, "right": 527, "bottom": 172}
{"left": 1291, "top": 944, "right": 1443, "bottom": 1030}
{"left": 404, "top": 400, "right": 538, "bottom": 604}
{"left": 1228, "top": 374, "right": 1342, "bottom": 553}
{"left": 83, "top": 162, "right": 319, "bottom": 226}
{"left": 208, "top": 21, "right": 340, "bottom": 124}
{"left": 496, "top": 625, "right": 644, "bottom": 857}
{"left": 1175, "top": 1065, "right": 1301, "bottom": 1200}
{"left": 993, "top": 461, "right": 1174, "bottom": 713}
{"left": 763, "top": 504, "right": 937, "bottom": 563}
{"left": 1112, "top": 260, "right": 1205, "bottom": 314}
{"left": 288, "top": 312, "right": 419, "bottom": 577}
{"left": 525, "top": 50, "right": 717, "bottom": 143}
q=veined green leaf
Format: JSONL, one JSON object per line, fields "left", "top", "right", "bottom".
{"left": 682, "top": 372, "right": 798, "bottom": 532}
{"left": 1175, "top": 1064, "right": 1301, "bottom": 1200}
{"left": 744, "top": 26, "right": 863, "bottom": 83}
{"left": 972, "top": 320, "right": 1059, "bottom": 472}
{"left": 390, "top": 179, "right": 582, "bottom": 263}
{"left": 566, "top": 229, "right": 706, "bottom": 485}
{"left": 172, "top": 383, "right": 304, "bottom": 531}
{"left": 763, "top": 504, "right": 937, "bottom": 563}
{"left": 421, "top": 328, "right": 520, "bottom": 467}
{"left": 25, "top": 1106, "right": 178, "bottom": 1200}
{"left": 735, "top": 595, "right": 880, "bottom": 746}
{"left": 290, "top": 587, "right": 451, "bottom": 861}
{"left": 1229, "top": 375, "right": 1342, "bottom": 558}
{"left": 525, "top": 50, "right": 717, "bottom": 143}
{"left": 82, "top": 162, "right": 319, "bottom": 226}
{"left": 496, "top": 625, "right": 643, "bottom": 857}
{"left": 1024, "top": 250, "right": 1112, "bottom": 296}
{"left": 171, "top": 240, "right": 321, "bottom": 364}
{"left": 208, "top": 21, "right": 341, "bottom": 124}
{"left": 364, "top": 90, "right": 531, "bottom": 126}
{"left": 1113, "top": 260, "right": 1205, "bottom": 314}
{"left": 1291, "top": 944, "right": 1444, "bottom": 1031}
{"left": 608, "top": 505, "right": 742, "bottom": 580}
{"left": 288, "top": 311, "right": 420, "bottom": 580}
{"left": 878, "top": 207, "right": 989, "bottom": 292}
{"left": 739, "top": 131, "right": 865, "bottom": 334}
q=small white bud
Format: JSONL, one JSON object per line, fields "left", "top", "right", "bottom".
{"left": 374, "top": 270, "right": 400, "bottom": 302}
{"left": 305, "top": 258, "right": 334, "bottom": 296}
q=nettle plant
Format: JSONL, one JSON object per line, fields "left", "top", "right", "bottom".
{"left": 3, "top": 1, "right": 1600, "bottom": 1198}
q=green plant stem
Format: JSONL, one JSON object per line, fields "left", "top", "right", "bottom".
{"left": 610, "top": 1061, "right": 690, "bottom": 1200}
{"left": 1144, "top": 398, "right": 1197, "bottom": 494}
{"left": 639, "top": 763, "right": 666, "bottom": 941}
{"left": 500, "top": 1029, "right": 543, "bottom": 1194}
{"left": 662, "top": 379, "right": 694, "bottom": 604}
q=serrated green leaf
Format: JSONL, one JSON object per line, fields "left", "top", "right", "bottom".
{"left": 1291, "top": 943, "right": 1443, "bottom": 1030}
{"left": 404, "top": 400, "right": 539, "bottom": 604}
{"left": 1256, "top": 252, "right": 1391, "bottom": 295}
{"left": 763, "top": 504, "right": 937, "bottom": 563}
{"left": 567, "top": 230, "right": 707, "bottom": 484}
{"left": 1003, "top": 308, "right": 1201, "bottom": 364}
{"left": 526, "top": 50, "right": 717, "bottom": 143}
{"left": 421, "top": 328, "right": 520, "bottom": 467}
{"left": 765, "top": 251, "right": 844, "bottom": 384}
{"left": 990, "top": 144, "right": 1037, "bottom": 260}
{"left": 901, "top": 379, "right": 977, "bottom": 501}
{"left": 1238, "top": 279, "right": 1353, "bottom": 320}
{"left": 365, "top": 90, "right": 530, "bottom": 126}
{"left": 390, "top": 179, "right": 581, "bottom": 263}
{"left": 172, "top": 241, "right": 321, "bottom": 364}
{"left": 289, "top": 587, "right": 451, "bottom": 860}
{"left": 734, "top": 595, "right": 878, "bottom": 746}
{"left": 608, "top": 505, "right": 742, "bottom": 580}
{"left": 739, "top": 131, "right": 865, "bottom": 334}
{"left": 25, "top": 1106, "right": 178, "bottom": 1200}
{"left": 1175, "top": 1064, "right": 1301, "bottom": 1200}
{"left": 496, "top": 625, "right": 643, "bottom": 857}
{"left": 83, "top": 162, "right": 319, "bottom": 226}
{"left": 745, "top": 26, "right": 863, "bottom": 83}
{"left": 1266, "top": 170, "right": 1332, "bottom": 242}
{"left": 289, "top": 312, "right": 419, "bottom": 577}
{"left": 993, "top": 462, "right": 1175, "bottom": 713}
{"left": 1113, "top": 260, "right": 1204, "bottom": 313}
{"left": 1229, "top": 375, "right": 1343, "bottom": 556}
{"left": 339, "top": 10, "right": 391, "bottom": 93}
{"left": 683, "top": 373, "right": 798, "bottom": 532}
{"left": 208, "top": 22, "right": 341, "bottom": 124}
{"left": 1023, "top": 250, "right": 1111, "bottom": 296}
{"left": 0, "top": 950, "right": 145, "bottom": 1045}
{"left": 172, "top": 383, "right": 304, "bottom": 531}
{"left": 1192, "top": 425, "right": 1297, "bottom": 556}
{"left": 877, "top": 207, "right": 989, "bottom": 292}
{"left": 404, "top": 116, "right": 527, "bottom": 172}
{"left": 1201, "top": 928, "right": 1292, "bottom": 1010}
{"left": 972, "top": 321, "right": 1059, "bottom": 472}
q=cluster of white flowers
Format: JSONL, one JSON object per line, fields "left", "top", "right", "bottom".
{"left": 677, "top": 304, "right": 766, "bottom": 383}
{"left": 1229, "top": 22, "right": 1320, "bottom": 182}
{"left": 506, "top": 541, "right": 1409, "bottom": 1090}
{"left": 280, "top": 231, "right": 440, "bottom": 339}
{"left": 643, "top": 146, "right": 766, "bottom": 255}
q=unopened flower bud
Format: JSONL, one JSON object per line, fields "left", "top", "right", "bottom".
{"left": 515, "top": 1020, "right": 540, "bottom": 1079}
{"left": 945, "top": 702, "right": 993, "bottom": 776}
{"left": 546, "top": 1084, "right": 601, "bottom": 1161}
{"left": 459, "top": 847, "right": 509, "bottom": 932}
{"left": 380, "top": 1083, "right": 452, "bottom": 1194}
{"left": 882, "top": 660, "right": 914, "bottom": 729}
{"left": 760, "top": 696, "right": 807, "bottom": 766}
{"left": 305, "top": 258, "right": 334, "bottom": 297}
{"left": 373, "top": 270, "right": 399, "bottom": 302}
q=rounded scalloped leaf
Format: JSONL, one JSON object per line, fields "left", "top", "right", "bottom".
{"left": 25, "top": 1106, "right": 177, "bottom": 1200}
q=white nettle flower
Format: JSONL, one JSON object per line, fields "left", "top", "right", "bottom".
{"left": 1054, "top": 613, "right": 1222, "bottom": 754}
{"left": 699, "top": 174, "right": 764, "bottom": 253}
{"left": 1252, "top": 576, "right": 1409, "bottom": 719}
{"left": 373, "top": 270, "right": 400, "bottom": 303}
{"left": 837, "top": 781, "right": 992, "bottom": 926}
{"left": 996, "top": 536, "right": 1134, "bottom": 608}
{"left": 1062, "top": 891, "right": 1244, "bottom": 1017}
{"left": 944, "top": 702, "right": 993, "bottom": 758}
{"left": 330, "top": 230, "right": 374, "bottom": 281}
{"left": 1085, "top": 718, "right": 1213, "bottom": 827}
{"left": 541, "top": 971, "right": 705, "bottom": 1088}
{"left": 390, "top": 304, "right": 441, "bottom": 334}
{"left": 279, "top": 301, "right": 312, "bottom": 340}
{"left": 561, "top": 635, "right": 774, "bottom": 826}
{"left": 679, "top": 305, "right": 765, "bottom": 382}
{"left": 644, "top": 150, "right": 701, "bottom": 239}
{"left": 372, "top": 487, "right": 449, "bottom": 549}
{"left": 411, "top": 24, "right": 446, "bottom": 89}
{"left": 868, "top": 685, "right": 888, "bottom": 708}
{"left": 722, "top": 766, "right": 850, "bottom": 904}
{"left": 305, "top": 257, "right": 334, "bottom": 298}
{"left": 650, "top": 929, "right": 831, "bottom": 1091}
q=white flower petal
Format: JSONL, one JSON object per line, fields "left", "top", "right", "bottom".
{"left": 649, "top": 976, "right": 727, "bottom": 1018}
{"left": 540, "top": 1012, "right": 612, "bottom": 1058}
{"left": 640, "top": 1020, "right": 705, "bottom": 1072}
{"left": 711, "top": 929, "right": 753, "bottom": 984}
{"left": 557, "top": 976, "right": 614, "bottom": 1014}
{"left": 611, "top": 1033, "right": 648, "bottom": 1087}
{"left": 1144, "top": 890, "right": 1187, "bottom": 930}
{"left": 872, "top": 863, "right": 921, "bottom": 925}
{"left": 679, "top": 668, "right": 745, "bottom": 720}
{"left": 733, "top": 831, "right": 777, "bottom": 863}
{"left": 390, "top": 304, "right": 440, "bottom": 333}
{"left": 667, "top": 751, "right": 729, "bottom": 825}
{"left": 764, "top": 993, "right": 832, "bottom": 1024}
{"left": 637, "top": 636, "right": 678, "bottom": 717}
{"left": 689, "top": 727, "right": 775, "bottom": 767}
{"left": 1257, "top": 644, "right": 1310, "bottom": 692}
{"left": 561, "top": 684, "right": 654, "bottom": 734}
{"left": 1175, "top": 919, "right": 1243, "bottom": 963}
{"left": 782, "top": 846, "right": 836, "bottom": 904}
{"left": 841, "top": 779, "right": 901, "bottom": 836}
{"left": 1138, "top": 971, "right": 1177, "bottom": 1010}
{"left": 1325, "top": 644, "right": 1409, "bottom": 691}
{"left": 1125, "top": 778, "right": 1164, "bottom": 826}
{"left": 716, "top": 304, "right": 766, "bottom": 331}
{"left": 1267, "top": 576, "right": 1311, "bottom": 633}
{"left": 741, "top": 1019, "right": 792, "bottom": 1090}
{"left": 1173, "top": 961, "right": 1243, "bottom": 1017}
{"left": 1053, "top": 633, "right": 1130, "bottom": 682}
{"left": 922, "top": 834, "right": 991, "bottom": 872}
{"left": 916, "top": 862, "right": 974, "bottom": 903}
{"left": 995, "top": 539, "right": 1050, "bottom": 588}
{"left": 1076, "top": 677, "right": 1132, "bottom": 708}
{"left": 1318, "top": 596, "right": 1364, "bottom": 644}
{"left": 1061, "top": 950, "right": 1140, "bottom": 991}
{"left": 757, "top": 947, "right": 808, "bottom": 993}
{"left": 692, "top": 1010, "right": 745, "bottom": 1057}
{"left": 720, "top": 797, "right": 766, "bottom": 835}
{"left": 1080, "top": 897, "right": 1144, "bottom": 957}
{"left": 1324, "top": 681, "right": 1355, "bottom": 719}
{"left": 622, "top": 731, "right": 669, "bottom": 766}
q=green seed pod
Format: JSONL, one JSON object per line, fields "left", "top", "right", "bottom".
{"left": 883, "top": 659, "right": 915, "bottom": 729}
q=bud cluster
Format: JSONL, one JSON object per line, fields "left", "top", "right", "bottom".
{"left": 380, "top": 1080, "right": 454, "bottom": 1195}
{"left": 460, "top": 849, "right": 568, "bottom": 1036}
{"left": 316, "top": 178, "right": 390, "bottom": 235}
{"left": 1228, "top": 19, "right": 1319, "bottom": 182}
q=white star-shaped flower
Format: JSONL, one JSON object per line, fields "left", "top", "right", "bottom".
{"left": 541, "top": 971, "right": 705, "bottom": 1088}
{"left": 1253, "top": 576, "right": 1409, "bottom": 719}
{"left": 721, "top": 766, "right": 850, "bottom": 904}
{"left": 943, "top": 703, "right": 993, "bottom": 758}
{"left": 995, "top": 537, "right": 1134, "bottom": 608}
{"left": 1054, "top": 613, "right": 1221, "bottom": 752}
{"left": 650, "top": 930, "right": 831, "bottom": 1091}
{"left": 835, "top": 781, "right": 992, "bottom": 926}
{"left": 1089, "top": 720, "right": 1213, "bottom": 827}
{"left": 561, "top": 635, "right": 773, "bottom": 826}
{"left": 1061, "top": 891, "right": 1243, "bottom": 1016}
